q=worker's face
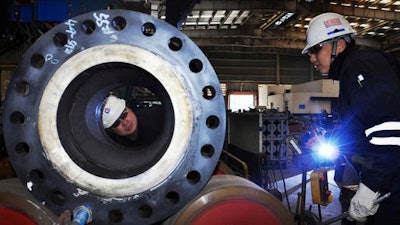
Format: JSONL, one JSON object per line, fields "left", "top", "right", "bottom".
{"left": 109, "top": 108, "right": 138, "bottom": 137}
{"left": 308, "top": 42, "right": 334, "bottom": 75}
{"left": 307, "top": 39, "right": 346, "bottom": 75}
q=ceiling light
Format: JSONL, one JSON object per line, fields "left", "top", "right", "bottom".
{"left": 368, "top": 6, "right": 378, "bottom": 9}
{"left": 200, "top": 11, "right": 213, "bottom": 18}
{"left": 394, "top": 1, "right": 400, "bottom": 5}
{"left": 274, "top": 12, "right": 294, "bottom": 26}
{"left": 359, "top": 23, "right": 369, "bottom": 28}
{"left": 379, "top": 0, "right": 390, "bottom": 3}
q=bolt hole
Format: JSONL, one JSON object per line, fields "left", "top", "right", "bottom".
{"left": 51, "top": 191, "right": 65, "bottom": 206}
{"left": 109, "top": 209, "right": 123, "bottom": 223}
{"left": 29, "top": 170, "right": 44, "bottom": 183}
{"left": 10, "top": 111, "right": 25, "bottom": 125}
{"left": 142, "top": 22, "right": 156, "bottom": 36}
{"left": 168, "top": 37, "right": 183, "bottom": 51}
{"left": 81, "top": 20, "right": 96, "bottom": 34}
{"left": 202, "top": 86, "right": 216, "bottom": 100}
{"left": 15, "top": 142, "right": 30, "bottom": 156}
{"left": 15, "top": 81, "right": 30, "bottom": 96}
{"left": 112, "top": 16, "right": 127, "bottom": 31}
{"left": 138, "top": 205, "right": 152, "bottom": 218}
{"left": 165, "top": 191, "right": 180, "bottom": 205}
{"left": 30, "top": 54, "right": 45, "bottom": 69}
{"left": 201, "top": 144, "right": 215, "bottom": 158}
{"left": 186, "top": 170, "right": 201, "bottom": 185}
{"left": 53, "top": 32, "right": 68, "bottom": 47}
{"left": 189, "top": 59, "right": 203, "bottom": 73}
{"left": 206, "top": 115, "right": 220, "bottom": 129}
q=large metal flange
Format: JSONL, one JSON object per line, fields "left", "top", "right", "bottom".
{"left": 3, "top": 10, "right": 225, "bottom": 224}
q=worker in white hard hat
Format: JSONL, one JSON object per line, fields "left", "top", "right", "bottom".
{"left": 303, "top": 12, "right": 400, "bottom": 225}
{"left": 102, "top": 95, "right": 138, "bottom": 142}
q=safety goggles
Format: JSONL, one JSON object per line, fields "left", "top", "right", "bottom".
{"left": 308, "top": 40, "right": 335, "bottom": 55}
{"left": 308, "top": 44, "right": 323, "bottom": 55}
{"left": 110, "top": 108, "right": 128, "bottom": 128}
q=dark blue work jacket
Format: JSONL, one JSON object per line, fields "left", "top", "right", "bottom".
{"left": 328, "top": 45, "right": 400, "bottom": 191}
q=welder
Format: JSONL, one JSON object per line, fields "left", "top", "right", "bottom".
{"left": 102, "top": 94, "right": 165, "bottom": 146}
{"left": 302, "top": 12, "right": 400, "bottom": 225}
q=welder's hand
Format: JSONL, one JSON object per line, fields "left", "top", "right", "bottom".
{"left": 348, "top": 183, "right": 380, "bottom": 222}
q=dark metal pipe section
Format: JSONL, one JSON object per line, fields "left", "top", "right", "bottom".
{"left": 3, "top": 9, "right": 225, "bottom": 225}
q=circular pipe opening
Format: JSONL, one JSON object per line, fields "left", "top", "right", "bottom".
{"left": 15, "top": 81, "right": 30, "bottom": 96}
{"left": 51, "top": 191, "right": 65, "bottom": 206}
{"left": 15, "top": 142, "right": 30, "bottom": 156}
{"left": 138, "top": 205, "right": 152, "bottom": 218}
{"left": 202, "top": 86, "right": 216, "bottom": 100}
{"left": 142, "top": 22, "right": 156, "bottom": 36}
{"left": 189, "top": 59, "right": 203, "bottom": 73}
{"left": 186, "top": 170, "right": 201, "bottom": 184}
{"left": 112, "top": 16, "right": 127, "bottom": 31}
{"left": 9, "top": 111, "right": 25, "bottom": 125}
{"left": 81, "top": 20, "right": 96, "bottom": 34}
{"left": 165, "top": 191, "right": 180, "bottom": 205}
{"left": 57, "top": 62, "right": 174, "bottom": 179}
{"left": 206, "top": 115, "right": 220, "bottom": 129}
{"left": 109, "top": 209, "right": 124, "bottom": 223}
{"left": 28, "top": 170, "right": 44, "bottom": 184}
{"left": 53, "top": 32, "right": 68, "bottom": 47}
{"left": 168, "top": 37, "right": 183, "bottom": 51}
{"left": 30, "top": 54, "right": 45, "bottom": 68}
{"left": 201, "top": 144, "right": 215, "bottom": 158}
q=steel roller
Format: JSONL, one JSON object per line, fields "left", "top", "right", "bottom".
{"left": 163, "top": 175, "right": 296, "bottom": 225}
{"left": 3, "top": 10, "right": 225, "bottom": 225}
{"left": 0, "top": 178, "right": 60, "bottom": 225}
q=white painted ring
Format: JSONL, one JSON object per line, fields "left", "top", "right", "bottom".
{"left": 38, "top": 44, "right": 193, "bottom": 197}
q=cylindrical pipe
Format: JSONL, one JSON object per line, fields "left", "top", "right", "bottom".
{"left": 163, "top": 175, "right": 295, "bottom": 225}
{"left": 3, "top": 9, "right": 226, "bottom": 225}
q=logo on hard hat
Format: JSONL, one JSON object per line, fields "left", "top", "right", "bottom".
{"left": 105, "top": 108, "right": 111, "bottom": 114}
{"left": 324, "top": 18, "right": 342, "bottom": 28}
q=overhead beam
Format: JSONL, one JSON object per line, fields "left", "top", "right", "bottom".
{"left": 192, "top": 0, "right": 297, "bottom": 12}
{"left": 328, "top": 4, "right": 400, "bottom": 20}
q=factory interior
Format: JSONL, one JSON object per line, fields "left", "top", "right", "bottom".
{"left": 0, "top": 0, "right": 399, "bottom": 225}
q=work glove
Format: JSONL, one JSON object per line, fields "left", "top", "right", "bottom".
{"left": 348, "top": 183, "right": 380, "bottom": 222}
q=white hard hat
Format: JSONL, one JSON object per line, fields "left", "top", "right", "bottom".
{"left": 102, "top": 95, "right": 126, "bottom": 128}
{"left": 302, "top": 12, "right": 356, "bottom": 54}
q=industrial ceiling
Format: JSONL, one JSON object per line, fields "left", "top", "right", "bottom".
{"left": 1, "top": 0, "right": 400, "bottom": 91}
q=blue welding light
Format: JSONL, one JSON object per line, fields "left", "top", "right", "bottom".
{"left": 315, "top": 142, "right": 338, "bottom": 160}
